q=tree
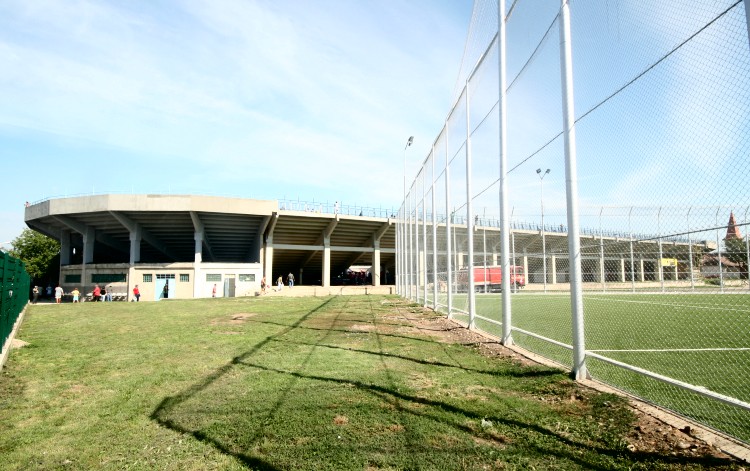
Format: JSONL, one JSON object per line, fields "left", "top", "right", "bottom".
{"left": 7, "top": 228, "right": 60, "bottom": 281}
{"left": 724, "top": 237, "right": 749, "bottom": 280}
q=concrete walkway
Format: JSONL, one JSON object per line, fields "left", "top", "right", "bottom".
{"left": 257, "top": 285, "right": 396, "bottom": 297}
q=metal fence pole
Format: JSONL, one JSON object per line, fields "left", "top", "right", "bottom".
{"left": 445, "top": 125, "right": 453, "bottom": 318}
{"left": 409, "top": 190, "right": 414, "bottom": 300}
{"left": 716, "top": 206, "right": 724, "bottom": 294}
{"left": 559, "top": 0, "right": 586, "bottom": 380}
{"left": 422, "top": 169, "right": 428, "bottom": 306}
{"left": 599, "top": 207, "right": 605, "bottom": 292}
{"left": 658, "top": 207, "right": 664, "bottom": 292}
{"left": 396, "top": 205, "right": 401, "bottom": 295}
{"left": 687, "top": 207, "right": 695, "bottom": 291}
{"left": 465, "top": 79, "right": 477, "bottom": 329}
{"left": 432, "top": 147, "right": 439, "bottom": 309}
{"left": 629, "top": 207, "right": 635, "bottom": 292}
{"left": 498, "top": 0, "right": 512, "bottom": 345}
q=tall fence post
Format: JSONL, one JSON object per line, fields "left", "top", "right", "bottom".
{"left": 559, "top": 0, "right": 587, "bottom": 380}
{"left": 599, "top": 207, "right": 606, "bottom": 292}
{"left": 445, "top": 124, "right": 454, "bottom": 318}
{"left": 716, "top": 206, "right": 725, "bottom": 294}
{"left": 498, "top": 0, "right": 512, "bottom": 345}
{"left": 465, "top": 79, "right": 477, "bottom": 329}
{"left": 432, "top": 147, "right": 439, "bottom": 310}
{"left": 687, "top": 207, "right": 695, "bottom": 290}
{"left": 422, "top": 169, "right": 428, "bottom": 306}
{"left": 658, "top": 207, "right": 665, "bottom": 292}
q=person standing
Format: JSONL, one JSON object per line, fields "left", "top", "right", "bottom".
{"left": 133, "top": 284, "right": 140, "bottom": 302}
{"left": 276, "top": 276, "right": 283, "bottom": 292}
{"left": 260, "top": 276, "right": 267, "bottom": 294}
{"left": 32, "top": 286, "right": 39, "bottom": 304}
{"left": 54, "top": 284, "right": 64, "bottom": 304}
{"left": 287, "top": 272, "right": 294, "bottom": 288}
{"left": 162, "top": 283, "right": 169, "bottom": 299}
{"left": 93, "top": 284, "right": 101, "bottom": 302}
{"left": 71, "top": 287, "right": 80, "bottom": 303}
{"left": 212, "top": 284, "right": 217, "bottom": 298}
{"left": 100, "top": 285, "right": 107, "bottom": 302}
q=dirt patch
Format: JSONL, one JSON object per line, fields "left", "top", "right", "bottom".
{"left": 11, "top": 339, "right": 29, "bottom": 349}
{"left": 350, "top": 324, "right": 375, "bottom": 332}
{"left": 209, "top": 313, "right": 258, "bottom": 325}
{"left": 396, "top": 304, "right": 746, "bottom": 464}
{"left": 333, "top": 415, "right": 349, "bottom": 425}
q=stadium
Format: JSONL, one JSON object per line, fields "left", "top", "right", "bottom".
{"left": 23, "top": 194, "right": 397, "bottom": 301}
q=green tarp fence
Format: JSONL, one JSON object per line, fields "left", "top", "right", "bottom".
{"left": 1, "top": 251, "right": 30, "bottom": 352}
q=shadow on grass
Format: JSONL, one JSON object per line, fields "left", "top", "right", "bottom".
{"left": 152, "top": 296, "right": 739, "bottom": 470}
{"left": 151, "top": 297, "right": 338, "bottom": 470}
{"left": 240, "top": 317, "right": 449, "bottom": 346}
{"left": 229, "top": 361, "right": 739, "bottom": 470}
{"left": 278, "top": 338, "right": 561, "bottom": 379}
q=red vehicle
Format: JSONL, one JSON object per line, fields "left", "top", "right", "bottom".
{"left": 457, "top": 265, "right": 525, "bottom": 292}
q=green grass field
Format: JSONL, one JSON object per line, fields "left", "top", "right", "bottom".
{"left": 1, "top": 295, "right": 743, "bottom": 469}
{"left": 434, "top": 292, "right": 750, "bottom": 443}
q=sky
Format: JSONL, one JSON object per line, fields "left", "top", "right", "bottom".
{"left": 0, "top": 0, "right": 473, "bottom": 246}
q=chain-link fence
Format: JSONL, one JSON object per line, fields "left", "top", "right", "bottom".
{"left": 397, "top": 0, "right": 750, "bottom": 444}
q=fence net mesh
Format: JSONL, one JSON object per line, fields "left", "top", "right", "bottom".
{"left": 399, "top": 0, "right": 750, "bottom": 443}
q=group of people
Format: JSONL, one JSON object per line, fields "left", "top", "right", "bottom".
{"left": 259, "top": 272, "right": 295, "bottom": 294}
{"left": 31, "top": 284, "right": 72, "bottom": 304}
{"left": 91, "top": 284, "right": 113, "bottom": 302}
{"left": 31, "top": 283, "right": 116, "bottom": 303}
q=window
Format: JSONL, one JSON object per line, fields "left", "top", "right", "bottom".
{"left": 92, "top": 273, "right": 126, "bottom": 283}
{"left": 64, "top": 274, "right": 81, "bottom": 283}
{"left": 239, "top": 274, "right": 255, "bottom": 282}
{"left": 179, "top": 274, "right": 190, "bottom": 282}
{"left": 206, "top": 274, "right": 222, "bottom": 282}
{"left": 143, "top": 274, "right": 153, "bottom": 283}
{"left": 156, "top": 274, "right": 175, "bottom": 279}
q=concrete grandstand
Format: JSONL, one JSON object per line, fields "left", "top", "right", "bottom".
{"left": 24, "top": 194, "right": 396, "bottom": 301}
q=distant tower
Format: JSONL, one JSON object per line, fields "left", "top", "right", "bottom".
{"left": 725, "top": 211, "right": 742, "bottom": 240}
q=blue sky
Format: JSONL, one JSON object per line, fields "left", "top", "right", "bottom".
{"left": 0, "top": 0, "right": 473, "bottom": 246}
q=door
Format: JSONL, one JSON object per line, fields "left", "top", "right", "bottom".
{"left": 156, "top": 276, "right": 175, "bottom": 300}
{"left": 224, "top": 276, "right": 236, "bottom": 297}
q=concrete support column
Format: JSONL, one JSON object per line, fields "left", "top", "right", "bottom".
{"left": 81, "top": 226, "right": 95, "bottom": 296}
{"left": 323, "top": 237, "right": 331, "bottom": 288}
{"left": 492, "top": 252, "right": 498, "bottom": 266}
{"left": 60, "top": 230, "right": 71, "bottom": 265}
{"left": 639, "top": 258, "right": 645, "bottom": 282}
{"left": 551, "top": 255, "right": 557, "bottom": 284}
{"left": 129, "top": 225, "right": 142, "bottom": 265}
{"left": 127, "top": 265, "right": 137, "bottom": 302}
{"left": 83, "top": 226, "right": 95, "bottom": 264}
{"left": 194, "top": 231, "right": 203, "bottom": 298}
{"left": 620, "top": 258, "right": 626, "bottom": 282}
{"left": 264, "top": 238, "right": 274, "bottom": 285}
{"left": 373, "top": 241, "right": 381, "bottom": 286}
{"left": 523, "top": 254, "right": 528, "bottom": 282}
{"left": 194, "top": 231, "right": 204, "bottom": 263}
